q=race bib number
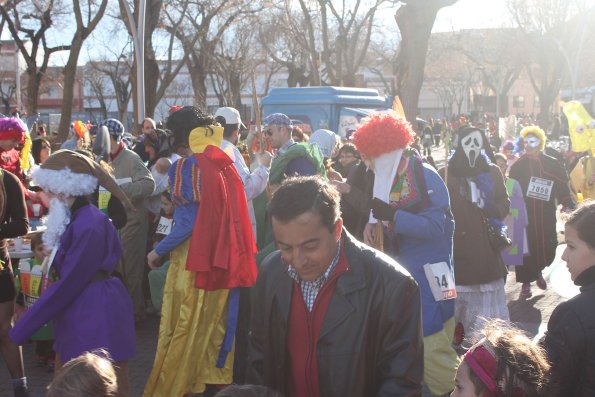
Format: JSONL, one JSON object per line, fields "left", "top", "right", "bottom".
{"left": 155, "top": 217, "right": 173, "bottom": 236}
{"left": 526, "top": 177, "right": 553, "bottom": 201}
{"left": 423, "top": 262, "right": 457, "bottom": 301}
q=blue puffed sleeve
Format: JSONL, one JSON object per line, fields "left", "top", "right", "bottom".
{"left": 155, "top": 157, "right": 200, "bottom": 257}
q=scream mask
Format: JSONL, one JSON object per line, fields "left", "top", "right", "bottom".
{"left": 462, "top": 129, "right": 483, "bottom": 168}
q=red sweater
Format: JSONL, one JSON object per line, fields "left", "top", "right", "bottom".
{"left": 0, "top": 149, "right": 22, "bottom": 182}
{"left": 287, "top": 247, "right": 348, "bottom": 397}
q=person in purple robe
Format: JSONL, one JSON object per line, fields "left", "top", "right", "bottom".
{"left": 9, "top": 150, "right": 136, "bottom": 397}
{"left": 495, "top": 153, "right": 529, "bottom": 268}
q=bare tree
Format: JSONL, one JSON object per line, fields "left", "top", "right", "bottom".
{"left": 0, "top": 75, "right": 16, "bottom": 116}
{"left": 159, "top": 72, "right": 193, "bottom": 119}
{"left": 118, "top": 0, "right": 163, "bottom": 124}
{"left": 164, "top": 0, "right": 263, "bottom": 109}
{"left": 313, "top": 0, "right": 386, "bottom": 86}
{"left": 508, "top": 0, "right": 591, "bottom": 127}
{"left": 57, "top": 0, "right": 109, "bottom": 142}
{"left": 260, "top": 0, "right": 387, "bottom": 87}
{"left": 393, "top": 0, "right": 458, "bottom": 123}
{"left": 425, "top": 38, "right": 472, "bottom": 117}
{"left": 88, "top": 52, "right": 133, "bottom": 125}
{"left": 210, "top": 18, "right": 262, "bottom": 110}
{"left": 463, "top": 29, "right": 525, "bottom": 117}
{"left": 366, "top": 30, "right": 400, "bottom": 96}
{"left": 85, "top": 19, "right": 136, "bottom": 125}
{"left": 0, "top": 0, "right": 71, "bottom": 115}
{"left": 258, "top": 10, "right": 314, "bottom": 87}
{"left": 155, "top": 0, "right": 203, "bottom": 109}
{"left": 83, "top": 65, "right": 111, "bottom": 120}
{"left": 426, "top": 28, "right": 525, "bottom": 118}
{"left": 0, "top": 19, "right": 17, "bottom": 115}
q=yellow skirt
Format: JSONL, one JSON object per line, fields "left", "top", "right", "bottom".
{"left": 143, "top": 240, "right": 233, "bottom": 397}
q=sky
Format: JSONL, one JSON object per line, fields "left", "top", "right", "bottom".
{"left": 2, "top": 0, "right": 513, "bottom": 66}
{"left": 432, "top": 0, "right": 511, "bottom": 32}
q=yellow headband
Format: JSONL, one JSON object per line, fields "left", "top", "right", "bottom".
{"left": 189, "top": 125, "right": 224, "bottom": 154}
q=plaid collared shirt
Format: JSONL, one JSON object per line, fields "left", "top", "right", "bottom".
{"left": 287, "top": 239, "right": 342, "bottom": 312}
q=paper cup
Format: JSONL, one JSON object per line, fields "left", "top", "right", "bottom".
{"left": 13, "top": 238, "right": 23, "bottom": 251}
{"left": 32, "top": 203, "right": 41, "bottom": 217}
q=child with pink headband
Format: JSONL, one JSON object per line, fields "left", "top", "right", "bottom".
{"left": 452, "top": 320, "right": 550, "bottom": 397}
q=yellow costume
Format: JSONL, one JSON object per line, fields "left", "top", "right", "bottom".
{"left": 562, "top": 101, "right": 595, "bottom": 153}
{"left": 143, "top": 125, "right": 234, "bottom": 397}
{"left": 563, "top": 101, "right": 595, "bottom": 201}
{"left": 143, "top": 241, "right": 233, "bottom": 396}
{"left": 570, "top": 153, "right": 595, "bottom": 200}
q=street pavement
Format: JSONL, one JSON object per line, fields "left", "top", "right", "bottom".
{"left": 0, "top": 143, "right": 577, "bottom": 396}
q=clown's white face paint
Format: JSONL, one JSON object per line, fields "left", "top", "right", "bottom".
{"left": 524, "top": 133, "right": 541, "bottom": 149}
{"left": 462, "top": 130, "right": 483, "bottom": 168}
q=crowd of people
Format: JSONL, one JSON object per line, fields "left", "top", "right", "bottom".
{"left": 0, "top": 105, "right": 593, "bottom": 397}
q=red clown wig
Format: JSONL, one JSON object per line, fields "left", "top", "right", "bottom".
{"left": 352, "top": 112, "right": 415, "bottom": 158}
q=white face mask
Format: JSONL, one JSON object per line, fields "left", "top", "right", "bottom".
{"left": 461, "top": 130, "right": 483, "bottom": 168}
{"left": 524, "top": 134, "right": 541, "bottom": 149}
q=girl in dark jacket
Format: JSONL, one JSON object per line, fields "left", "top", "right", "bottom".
{"left": 542, "top": 201, "right": 595, "bottom": 396}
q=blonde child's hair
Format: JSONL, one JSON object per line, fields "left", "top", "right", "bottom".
{"left": 47, "top": 350, "right": 117, "bottom": 397}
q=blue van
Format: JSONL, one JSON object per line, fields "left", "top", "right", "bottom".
{"left": 261, "top": 86, "right": 389, "bottom": 138}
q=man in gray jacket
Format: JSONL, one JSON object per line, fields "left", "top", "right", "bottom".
{"left": 103, "top": 118, "right": 155, "bottom": 322}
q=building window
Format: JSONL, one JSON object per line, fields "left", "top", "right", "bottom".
{"left": 513, "top": 95, "right": 525, "bottom": 108}
{"left": 534, "top": 95, "right": 540, "bottom": 107}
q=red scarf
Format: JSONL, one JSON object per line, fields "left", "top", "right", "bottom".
{"left": 110, "top": 142, "right": 125, "bottom": 161}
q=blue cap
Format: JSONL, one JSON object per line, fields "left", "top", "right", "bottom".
{"left": 263, "top": 113, "right": 292, "bottom": 127}
{"left": 100, "top": 119, "right": 125, "bottom": 141}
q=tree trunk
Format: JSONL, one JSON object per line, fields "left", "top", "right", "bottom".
{"left": 230, "top": 71, "right": 242, "bottom": 110}
{"left": 187, "top": 50, "right": 211, "bottom": 110}
{"left": 3, "top": 99, "right": 10, "bottom": 115}
{"left": 24, "top": 68, "right": 40, "bottom": 116}
{"left": 499, "top": 94, "right": 508, "bottom": 116}
{"left": 144, "top": 43, "right": 160, "bottom": 118}
{"left": 57, "top": 39, "right": 84, "bottom": 143}
{"left": 100, "top": 101, "right": 108, "bottom": 120}
{"left": 190, "top": 66, "right": 208, "bottom": 110}
{"left": 394, "top": 0, "right": 457, "bottom": 123}
{"left": 58, "top": 0, "right": 107, "bottom": 139}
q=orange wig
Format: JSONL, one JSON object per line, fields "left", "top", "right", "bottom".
{"left": 352, "top": 112, "right": 416, "bottom": 158}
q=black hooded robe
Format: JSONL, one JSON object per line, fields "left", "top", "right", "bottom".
{"left": 509, "top": 152, "right": 575, "bottom": 283}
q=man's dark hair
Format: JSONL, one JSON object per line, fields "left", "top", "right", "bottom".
{"left": 268, "top": 176, "right": 340, "bottom": 233}
{"left": 215, "top": 115, "right": 240, "bottom": 139}
{"left": 166, "top": 106, "right": 214, "bottom": 149}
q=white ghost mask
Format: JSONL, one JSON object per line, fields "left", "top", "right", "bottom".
{"left": 461, "top": 130, "right": 483, "bottom": 168}
{"left": 524, "top": 133, "right": 541, "bottom": 149}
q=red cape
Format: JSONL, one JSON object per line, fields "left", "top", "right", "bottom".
{"left": 186, "top": 145, "right": 258, "bottom": 290}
